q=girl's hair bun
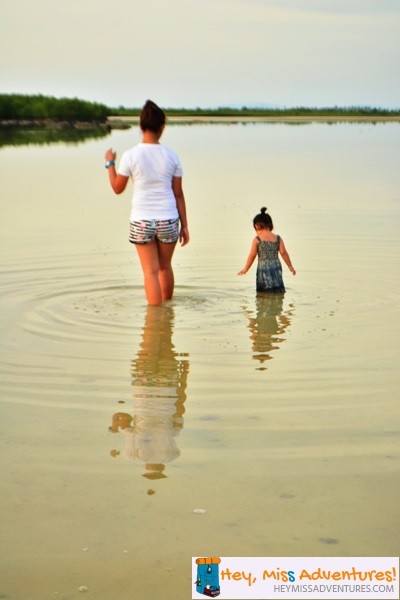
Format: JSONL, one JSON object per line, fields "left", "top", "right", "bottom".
{"left": 260, "top": 206, "right": 267, "bottom": 213}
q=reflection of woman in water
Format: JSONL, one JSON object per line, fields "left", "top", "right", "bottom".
{"left": 244, "top": 294, "right": 294, "bottom": 369}
{"left": 109, "top": 304, "right": 189, "bottom": 479}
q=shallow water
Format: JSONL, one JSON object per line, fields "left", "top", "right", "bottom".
{"left": 1, "top": 122, "right": 399, "bottom": 599}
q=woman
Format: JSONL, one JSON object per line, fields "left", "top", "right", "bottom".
{"left": 104, "top": 100, "right": 189, "bottom": 305}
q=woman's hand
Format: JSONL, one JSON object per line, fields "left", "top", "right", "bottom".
{"left": 104, "top": 147, "right": 129, "bottom": 194}
{"left": 179, "top": 226, "right": 190, "bottom": 246}
{"left": 237, "top": 268, "right": 248, "bottom": 276}
{"left": 104, "top": 148, "right": 117, "bottom": 162}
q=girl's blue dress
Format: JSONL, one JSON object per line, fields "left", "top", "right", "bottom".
{"left": 256, "top": 235, "right": 285, "bottom": 293}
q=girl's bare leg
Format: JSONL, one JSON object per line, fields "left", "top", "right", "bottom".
{"left": 135, "top": 241, "right": 163, "bottom": 305}
{"left": 158, "top": 241, "right": 177, "bottom": 301}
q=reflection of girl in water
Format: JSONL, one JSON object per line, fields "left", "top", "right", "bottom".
{"left": 109, "top": 305, "right": 189, "bottom": 479}
{"left": 244, "top": 295, "right": 294, "bottom": 368}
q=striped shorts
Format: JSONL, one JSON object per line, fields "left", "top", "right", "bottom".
{"left": 129, "top": 218, "right": 180, "bottom": 245}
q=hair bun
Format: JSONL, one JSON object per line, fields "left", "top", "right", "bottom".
{"left": 260, "top": 206, "right": 267, "bottom": 213}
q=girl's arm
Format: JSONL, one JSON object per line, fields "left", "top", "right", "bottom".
{"left": 172, "top": 176, "right": 189, "bottom": 246}
{"left": 279, "top": 238, "right": 296, "bottom": 275}
{"left": 238, "top": 238, "right": 259, "bottom": 275}
{"left": 104, "top": 148, "right": 129, "bottom": 195}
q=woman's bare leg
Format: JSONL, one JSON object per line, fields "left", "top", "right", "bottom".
{"left": 158, "top": 241, "right": 177, "bottom": 301}
{"left": 135, "top": 241, "right": 162, "bottom": 305}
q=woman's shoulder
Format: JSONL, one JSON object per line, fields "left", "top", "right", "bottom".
{"left": 161, "top": 144, "right": 180, "bottom": 160}
{"left": 134, "top": 143, "right": 180, "bottom": 161}
{"left": 122, "top": 144, "right": 140, "bottom": 157}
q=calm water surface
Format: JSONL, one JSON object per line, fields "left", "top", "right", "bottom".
{"left": 1, "top": 122, "right": 399, "bottom": 599}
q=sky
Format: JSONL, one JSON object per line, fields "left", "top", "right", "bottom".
{"left": 1, "top": 0, "right": 399, "bottom": 109}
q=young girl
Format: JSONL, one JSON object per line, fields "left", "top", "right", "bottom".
{"left": 238, "top": 207, "right": 296, "bottom": 292}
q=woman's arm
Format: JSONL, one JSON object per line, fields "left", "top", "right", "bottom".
{"left": 104, "top": 148, "right": 129, "bottom": 195}
{"left": 279, "top": 238, "right": 296, "bottom": 275}
{"left": 172, "top": 176, "right": 189, "bottom": 246}
{"left": 238, "top": 238, "right": 259, "bottom": 275}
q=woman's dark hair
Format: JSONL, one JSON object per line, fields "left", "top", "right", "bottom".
{"left": 253, "top": 206, "right": 273, "bottom": 230}
{"left": 140, "top": 99, "right": 166, "bottom": 133}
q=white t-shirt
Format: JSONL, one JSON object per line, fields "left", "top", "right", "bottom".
{"left": 118, "top": 143, "right": 183, "bottom": 221}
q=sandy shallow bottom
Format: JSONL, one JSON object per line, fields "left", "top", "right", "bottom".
{"left": 1, "top": 123, "right": 399, "bottom": 599}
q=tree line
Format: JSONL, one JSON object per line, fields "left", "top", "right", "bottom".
{"left": 0, "top": 94, "right": 109, "bottom": 122}
{"left": 0, "top": 93, "right": 399, "bottom": 122}
{"left": 113, "top": 105, "right": 400, "bottom": 117}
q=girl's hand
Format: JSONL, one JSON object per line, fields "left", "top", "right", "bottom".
{"left": 237, "top": 269, "right": 247, "bottom": 276}
{"left": 105, "top": 148, "right": 117, "bottom": 162}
